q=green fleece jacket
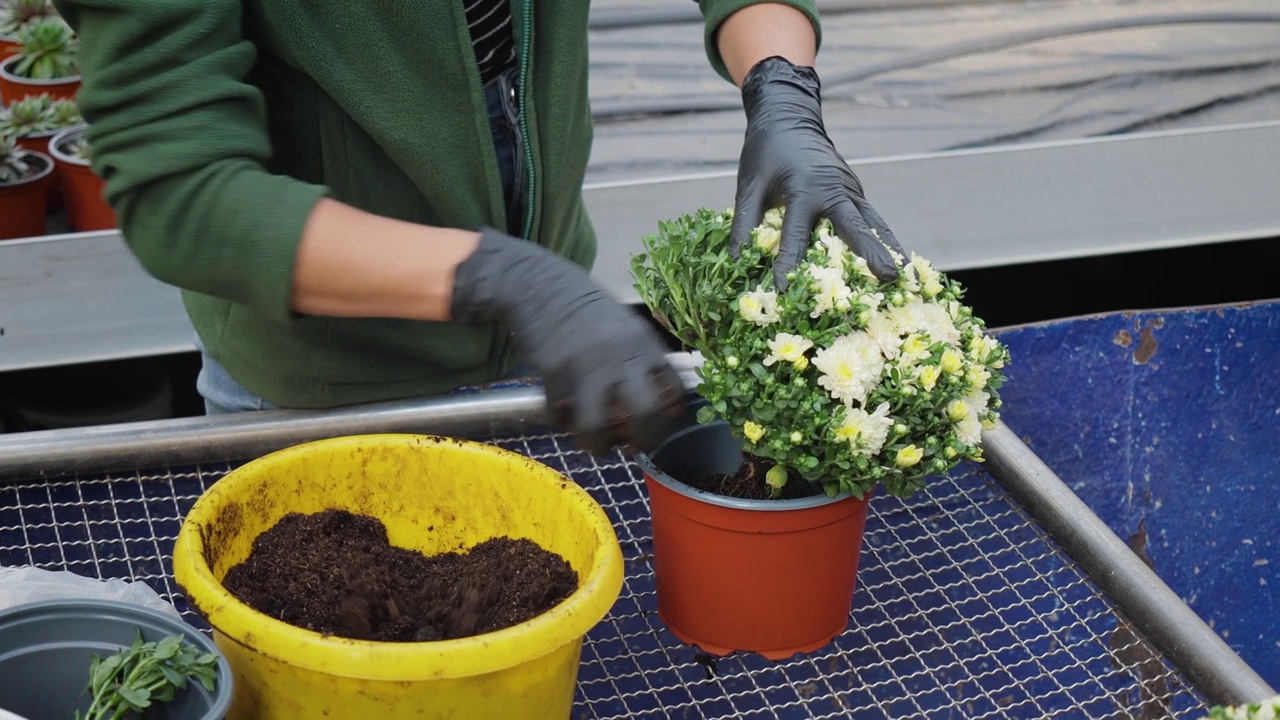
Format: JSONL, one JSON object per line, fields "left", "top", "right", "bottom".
{"left": 51, "top": 0, "right": 820, "bottom": 408}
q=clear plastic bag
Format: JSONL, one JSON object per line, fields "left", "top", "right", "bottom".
{"left": 0, "top": 565, "right": 182, "bottom": 619}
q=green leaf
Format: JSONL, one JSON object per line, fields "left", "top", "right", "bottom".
{"left": 152, "top": 634, "right": 181, "bottom": 661}
{"left": 158, "top": 664, "right": 187, "bottom": 688}
{"left": 116, "top": 684, "right": 151, "bottom": 709}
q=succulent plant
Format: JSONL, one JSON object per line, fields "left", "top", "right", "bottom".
{"left": 0, "top": 0, "right": 55, "bottom": 39}
{"left": 61, "top": 129, "right": 89, "bottom": 161}
{"left": 0, "top": 92, "right": 57, "bottom": 136}
{"left": 9, "top": 15, "right": 77, "bottom": 80}
{"left": 50, "top": 96, "right": 80, "bottom": 126}
{"left": 0, "top": 132, "right": 35, "bottom": 183}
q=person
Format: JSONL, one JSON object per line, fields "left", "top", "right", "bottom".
{"left": 52, "top": 0, "right": 902, "bottom": 456}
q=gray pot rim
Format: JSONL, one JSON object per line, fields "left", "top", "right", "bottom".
{"left": 0, "top": 596, "right": 234, "bottom": 717}
{"left": 0, "top": 54, "right": 81, "bottom": 86}
{"left": 49, "top": 124, "right": 89, "bottom": 166}
{"left": 634, "top": 421, "right": 859, "bottom": 512}
{"left": 0, "top": 148, "right": 53, "bottom": 188}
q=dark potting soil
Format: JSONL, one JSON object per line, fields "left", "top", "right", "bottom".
{"left": 220, "top": 509, "right": 578, "bottom": 642}
{"left": 680, "top": 454, "right": 822, "bottom": 501}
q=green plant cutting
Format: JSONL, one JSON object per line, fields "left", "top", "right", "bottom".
{"left": 9, "top": 15, "right": 77, "bottom": 79}
{"left": 632, "top": 206, "right": 1011, "bottom": 500}
{"left": 75, "top": 631, "right": 219, "bottom": 720}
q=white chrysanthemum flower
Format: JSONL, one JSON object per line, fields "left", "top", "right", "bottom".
{"left": 899, "top": 262, "right": 920, "bottom": 293}
{"left": 764, "top": 332, "right": 814, "bottom": 367}
{"left": 833, "top": 401, "right": 893, "bottom": 455}
{"left": 952, "top": 387, "right": 991, "bottom": 445}
{"left": 864, "top": 311, "right": 902, "bottom": 360}
{"left": 956, "top": 413, "right": 983, "bottom": 445}
{"left": 898, "top": 334, "right": 932, "bottom": 366}
{"left": 916, "top": 364, "right": 942, "bottom": 391}
{"left": 763, "top": 207, "right": 783, "bottom": 230}
{"left": 817, "top": 232, "right": 845, "bottom": 271}
{"left": 807, "top": 265, "right": 854, "bottom": 318}
{"left": 813, "top": 331, "right": 885, "bottom": 406}
{"left": 968, "top": 334, "right": 1004, "bottom": 367}
{"left": 965, "top": 387, "right": 991, "bottom": 415}
{"left": 755, "top": 225, "right": 781, "bottom": 256}
{"left": 966, "top": 365, "right": 991, "bottom": 391}
{"left": 909, "top": 252, "right": 944, "bottom": 297}
{"left": 848, "top": 253, "right": 879, "bottom": 282}
{"left": 940, "top": 348, "right": 964, "bottom": 375}
{"left": 739, "top": 288, "right": 780, "bottom": 326}
{"left": 887, "top": 298, "right": 961, "bottom": 346}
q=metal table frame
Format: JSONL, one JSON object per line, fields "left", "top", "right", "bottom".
{"left": 0, "top": 356, "right": 1272, "bottom": 709}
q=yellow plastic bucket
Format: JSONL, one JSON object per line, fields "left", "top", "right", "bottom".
{"left": 172, "top": 434, "right": 624, "bottom": 719}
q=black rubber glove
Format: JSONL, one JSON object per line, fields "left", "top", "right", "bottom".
{"left": 730, "top": 55, "right": 905, "bottom": 289}
{"left": 450, "top": 228, "right": 685, "bottom": 456}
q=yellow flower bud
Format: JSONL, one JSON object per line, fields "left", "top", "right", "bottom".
{"left": 743, "top": 421, "right": 765, "bottom": 444}
{"left": 792, "top": 356, "right": 809, "bottom": 372}
{"left": 947, "top": 400, "right": 970, "bottom": 422}
{"left": 895, "top": 445, "right": 924, "bottom": 468}
{"left": 790, "top": 431, "right": 804, "bottom": 444}
{"left": 754, "top": 226, "right": 781, "bottom": 255}
{"left": 940, "top": 348, "right": 964, "bottom": 374}
{"left": 944, "top": 446, "right": 958, "bottom": 459}
{"left": 918, "top": 365, "right": 941, "bottom": 391}
{"left": 726, "top": 356, "right": 740, "bottom": 368}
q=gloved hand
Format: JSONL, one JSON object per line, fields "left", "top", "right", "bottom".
{"left": 450, "top": 228, "right": 685, "bottom": 455}
{"left": 730, "top": 55, "right": 905, "bottom": 289}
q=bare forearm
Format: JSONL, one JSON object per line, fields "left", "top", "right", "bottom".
{"left": 717, "top": 3, "right": 817, "bottom": 86}
{"left": 289, "top": 198, "right": 480, "bottom": 322}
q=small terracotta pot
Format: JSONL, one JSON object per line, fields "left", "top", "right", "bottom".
{"left": 0, "top": 148, "right": 52, "bottom": 239}
{"left": 49, "top": 126, "right": 114, "bottom": 231}
{"left": 0, "top": 36, "right": 19, "bottom": 61}
{"left": 635, "top": 411, "right": 872, "bottom": 661}
{"left": 16, "top": 129, "right": 62, "bottom": 209}
{"left": 0, "top": 54, "right": 79, "bottom": 104}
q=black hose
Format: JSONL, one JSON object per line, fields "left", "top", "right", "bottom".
{"left": 591, "top": 11, "right": 1280, "bottom": 122}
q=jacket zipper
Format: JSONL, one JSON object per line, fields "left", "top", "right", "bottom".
{"left": 517, "top": 0, "right": 536, "bottom": 240}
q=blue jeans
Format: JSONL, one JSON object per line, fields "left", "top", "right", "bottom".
{"left": 198, "top": 65, "right": 529, "bottom": 415}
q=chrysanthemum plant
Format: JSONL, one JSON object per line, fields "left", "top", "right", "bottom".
{"left": 631, "top": 206, "right": 1011, "bottom": 500}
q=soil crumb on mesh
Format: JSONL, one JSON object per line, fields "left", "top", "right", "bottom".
{"left": 221, "top": 509, "right": 577, "bottom": 642}
{"left": 679, "top": 454, "right": 821, "bottom": 500}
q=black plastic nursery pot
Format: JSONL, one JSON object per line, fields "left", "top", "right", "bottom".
{"left": 0, "top": 598, "right": 234, "bottom": 719}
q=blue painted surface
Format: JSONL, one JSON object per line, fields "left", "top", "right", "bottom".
{"left": 992, "top": 299, "right": 1280, "bottom": 688}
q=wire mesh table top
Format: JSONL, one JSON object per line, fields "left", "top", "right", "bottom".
{"left": 0, "top": 429, "right": 1212, "bottom": 719}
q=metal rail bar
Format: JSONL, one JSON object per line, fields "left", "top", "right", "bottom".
{"left": 982, "top": 422, "right": 1277, "bottom": 707}
{"left": 0, "top": 354, "right": 705, "bottom": 481}
{"left": 0, "top": 359, "right": 1270, "bottom": 706}
{"left": 6, "top": 121, "right": 1280, "bottom": 374}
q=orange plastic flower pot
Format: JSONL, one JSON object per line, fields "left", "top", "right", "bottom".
{"left": 0, "top": 149, "right": 52, "bottom": 240}
{"left": 49, "top": 127, "right": 115, "bottom": 231}
{"left": 635, "top": 419, "right": 872, "bottom": 661}
{"left": 17, "top": 131, "right": 61, "bottom": 208}
{"left": 0, "top": 36, "right": 19, "bottom": 61}
{"left": 0, "top": 56, "right": 79, "bottom": 104}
